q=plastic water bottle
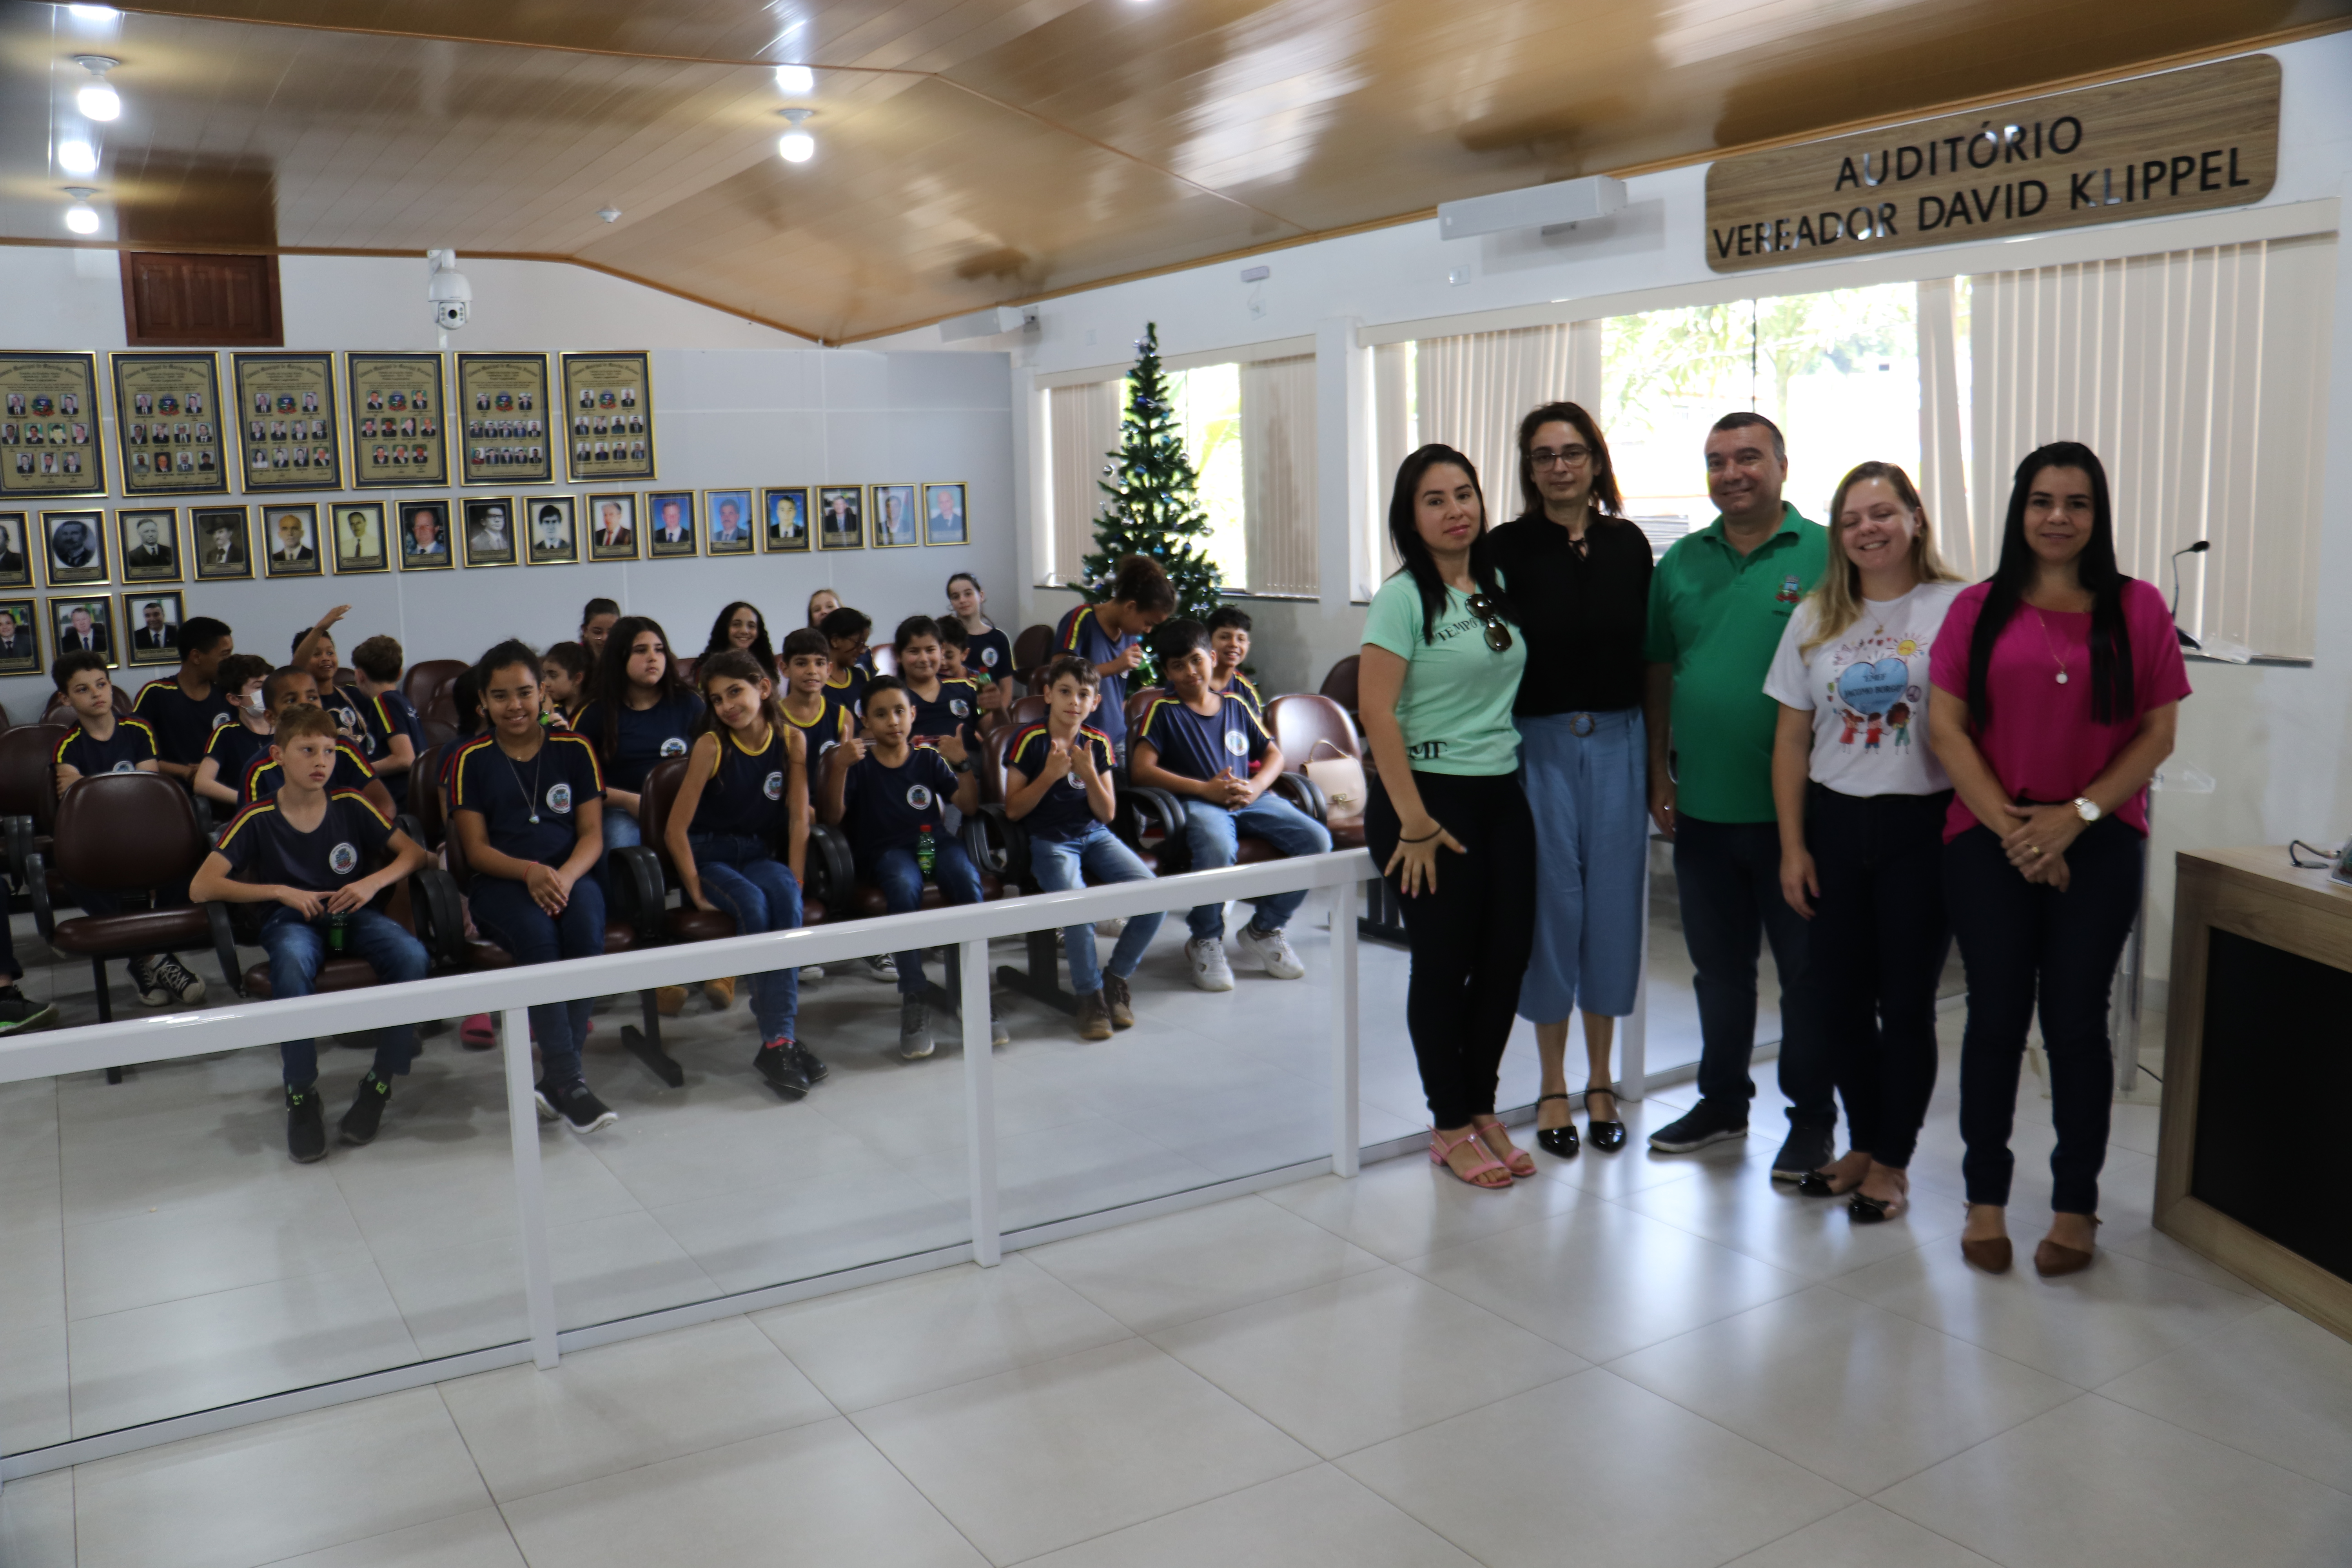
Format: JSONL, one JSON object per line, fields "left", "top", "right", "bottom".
{"left": 327, "top": 911, "right": 348, "bottom": 952}
{"left": 916, "top": 827, "right": 936, "bottom": 879}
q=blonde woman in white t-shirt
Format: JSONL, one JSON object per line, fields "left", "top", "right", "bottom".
{"left": 1763, "top": 463, "right": 1964, "bottom": 1223}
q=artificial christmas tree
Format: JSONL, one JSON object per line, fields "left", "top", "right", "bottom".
{"left": 1083, "top": 322, "right": 1224, "bottom": 627}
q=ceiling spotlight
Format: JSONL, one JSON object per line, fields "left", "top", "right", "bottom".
{"left": 73, "top": 55, "right": 121, "bottom": 120}
{"left": 597, "top": 205, "right": 621, "bottom": 223}
{"left": 777, "top": 108, "right": 814, "bottom": 163}
{"left": 57, "top": 137, "right": 99, "bottom": 175}
{"left": 63, "top": 187, "right": 100, "bottom": 234}
{"left": 774, "top": 64, "right": 814, "bottom": 95}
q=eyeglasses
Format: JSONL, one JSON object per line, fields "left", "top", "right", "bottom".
{"left": 1529, "top": 445, "right": 1591, "bottom": 468}
{"left": 1466, "top": 592, "right": 1513, "bottom": 653}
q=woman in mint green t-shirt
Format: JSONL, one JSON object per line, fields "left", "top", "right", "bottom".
{"left": 1360, "top": 444, "right": 1535, "bottom": 1191}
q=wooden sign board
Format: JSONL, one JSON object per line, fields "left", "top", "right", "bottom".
{"left": 1704, "top": 55, "right": 2278, "bottom": 273}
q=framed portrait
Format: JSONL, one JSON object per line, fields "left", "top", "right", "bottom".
{"left": 760, "top": 487, "right": 810, "bottom": 554}
{"left": 40, "top": 509, "right": 108, "bottom": 588}
{"left": 703, "top": 488, "right": 754, "bottom": 556}
{"left": 462, "top": 496, "right": 519, "bottom": 568}
{"left": 0, "top": 598, "right": 40, "bottom": 676}
{"left": 0, "top": 511, "right": 33, "bottom": 588}
{"left": 190, "top": 505, "right": 253, "bottom": 581}
{"left": 396, "top": 499, "right": 454, "bottom": 571}
{"left": 817, "top": 485, "right": 863, "bottom": 552}
{"left": 868, "top": 483, "right": 919, "bottom": 548}
{"left": 0, "top": 352, "right": 107, "bottom": 500}
{"left": 559, "top": 351, "right": 655, "bottom": 483}
{"left": 644, "top": 490, "right": 697, "bottom": 558}
{"left": 328, "top": 501, "right": 388, "bottom": 575}
{"left": 524, "top": 495, "right": 578, "bottom": 565}
{"left": 116, "top": 507, "right": 181, "bottom": 583}
{"left": 108, "top": 352, "right": 227, "bottom": 497}
{"left": 260, "top": 504, "right": 323, "bottom": 578}
{"left": 345, "top": 352, "right": 448, "bottom": 488}
{"left": 121, "top": 589, "right": 185, "bottom": 667}
{"left": 585, "top": 493, "right": 637, "bottom": 561}
{"left": 456, "top": 352, "right": 552, "bottom": 486}
{"left": 922, "top": 482, "right": 969, "bottom": 547}
{"left": 49, "top": 595, "right": 115, "bottom": 667}
{"left": 232, "top": 352, "right": 343, "bottom": 493}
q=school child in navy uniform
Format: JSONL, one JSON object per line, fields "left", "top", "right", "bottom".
{"left": 819, "top": 605, "right": 873, "bottom": 720}
{"left": 51, "top": 650, "right": 205, "bottom": 1007}
{"left": 289, "top": 606, "right": 375, "bottom": 757}
{"left": 452, "top": 640, "right": 617, "bottom": 1133}
{"left": 778, "top": 627, "right": 852, "bottom": 760}
{"left": 351, "top": 635, "right": 423, "bottom": 806}
{"left": 1131, "top": 619, "right": 1330, "bottom": 992}
{"left": 575, "top": 614, "right": 703, "bottom": 852}
{"left": 1004, "top": 655, "right": 1164, "bottom": 1041}
{"left": 891, "top": 616, "right": 981, "bottom": 752}
{"left": 194, "top": 655, "right": 282, "bottom": 808}
{"left": 191, "top": 706, "right": 432, "bottom": 1163}
{"left": 132, "top": 615, "right": 237, "bottom": 788}
{"left": 1203, "top": 605, "right": 1264, "bottom": 716}
{"left": 1053, "top": 554, "right": 1175, "bottom": 759}
{"left": 946, "top": 571, "right": 1015, "bottom": 701}
{"left": 666, "top": 650, "right": 826, "bottom": 1097}
{"left": 820, "top": 675, "right": 1003, "bottom": 1058}
{"left": 241, "top": 667, "right": 397, "bottom": 819}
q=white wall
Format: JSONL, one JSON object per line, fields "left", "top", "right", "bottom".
{"left": 884, "top": 36, "right": 2352, "bottom": 985}
{"left": 0, "top": 249, "right": 1009, "bottom": 719}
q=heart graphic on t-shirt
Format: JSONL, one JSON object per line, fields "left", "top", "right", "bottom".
{"left": 1835, "top": 657, "right": 1911, "bottom": 716}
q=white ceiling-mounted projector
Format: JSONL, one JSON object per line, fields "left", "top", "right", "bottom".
{"left": 1437, "top": 176, "right": 1627, "bottom": 241}
{"left": 940, "top": 305, "right": 1038, "bottom": 342}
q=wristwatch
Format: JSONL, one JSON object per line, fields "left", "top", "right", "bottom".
{"left": 2072, "top": 796, "right": 2102, "bottom": 824}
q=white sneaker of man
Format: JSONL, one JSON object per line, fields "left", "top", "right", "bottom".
{"left": 1185, "top": 936, "right": 1235, "bottom": 992}
{"left": 1236, "top": 924, "right": 1306, "bottom": 979}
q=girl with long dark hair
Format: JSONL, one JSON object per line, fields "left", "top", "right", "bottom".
{"left": 1927, "top": 441, "right": 2189, "bottom": 1276}
{"left": 575, "top": 615, "right": 704, "bottom": 854}
{"left": 702, "top": 601, "right": 778, "bottom": 681}
{"left": 1359, "top": 445, "right": 1536, "bottom": 1189}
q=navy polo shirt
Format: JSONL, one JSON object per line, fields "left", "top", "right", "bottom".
{"left": 1006, "top": 723, "right": 1114, "bottom": 840}
{"left": 215, "top": 790, "right": 394, "bottom": 894}
{"left": 1136, "top": 692, "right": 1267, "bottom": 782}
{"left": 453, "top": 731, "right": 605, "bottom": 868}
{"left": 1055, "top": 604, "right": 1139, "bottom": 748}
{"left": 243, "top": 740, "right": 377, "bottom": 804}
{"left": 577, "top": 691, "right": 704, "bottom": 794}
{"left": 132, "top": 677, "right": 236, "bottom": 770}
{"left": 839, "top": 745, "right": 958, "bottom": 863}
{"left": 691, "top": 728, "right": 793, "bottom": 839}
{"left": 56, "top": 717, "right": 157, "bottom": 779}
{"left": 907, "top": 677, "right": 980, "bottom": 746}
{"left": 967, "top": 627, "right": 1014, "bottom": 684}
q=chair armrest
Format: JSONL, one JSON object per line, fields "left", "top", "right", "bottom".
{"left": 5, "top": 813, "right": 32, "bottom": 884}
{"left": 191, "top": 795, "right": 217, "bottom": 842}
{"left": 409, "top": 866, "right": 467, "bottom": 965}
{"left": 394, "top": 813, "right": 426, "bottom": 850}
{"left": 1267, "top": 771, "right": 1328, "bottom": 824}
{"left": 1121, "top": 786, "right": 1187, "bottom": 865}
{"left": 804, "top": 822, "right": 857, "bottom": 910}
{"left": 27, "top": 851, "right": 54, "bottom": 943}
{"left": 206, "top": 901, "right": 248, "bottom": 998}
{"left": 964, "top": 803, "right": 1031, "bottom": 887}
{"left": 605, "top": 845, "right": 670, "bottom": 936}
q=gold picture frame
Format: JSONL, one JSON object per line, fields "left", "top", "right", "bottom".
{"left": 0, "top": 510, "right": 34, "bottom": 588}
{"left": 121, "top": 588, "right": 185, "bottom": 667}
{"left": 345, "top": 352, "right": 448, "bottom": 488}
{"left": 259, "top": 503, "right": 323, "bottom": 578}
{"left": 761, "top": 487, "right": 810, "bottom": 554}
{"left": 817, "top": 485, "right": 862, "bottom": 551}
{"left": 524, "top": 495, "right": 579, "bottom": 565}
{"left": 232, "top": 352, "right": 343, "bottom": 492}
{"left": 644, "top": 490, "right": 697, "bottom": 558}
{"left": 868, "top": 483, "right": 919, "bottom": 548}
{"left": 461, "top": 496, "right": 519, "bottom": 567}
{"left": 115, "top": 506, "right": 182, "bottom": 583}
{"left": 703, "top": 488, "right": 754, "bottom": 556}
{"left": 328, "top": 500, "right": 389, "bottom": 575}
{"left": 456, "top": 352, "right": 552, "bottom": 486}
{"left": 47, "top": 594, "right": 115, "bottom": 668}
{"left": 109, "top": 352, "right": 227, "bottom": 497}
{"left": 39, "top": 508, "right": 108, "bottom": 588}
{"left": 396, "top": 498, "right": 455, "bottom": 570}
{"left": 190, "top": 505, "right": 254, "bottom": 581}
{"left": 0, "top": 597, "right": 40, "bottom": 676}
{"left": 559, "top": 350, "right": 655, "bottom": 483}
{"left": 0, "top": 352, "right": 107, "bottom": 500}
{"left": 585, "top": 493, "right": 638, "bottom": 561}
{"left": 922, "top": 482, "right": 969, "bottom": 546}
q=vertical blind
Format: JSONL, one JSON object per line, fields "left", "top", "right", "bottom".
{"left": 1240, "top": 354, "right": 1318, "bottom": 595}
{"left": 1408, "top": 321, "right": 1603, "bottom": 527}
{"left": 1967, "top": 233, "right": 2334, "bottom": 659}
{"left": 1045, "top": 380, "right": 1122, "bottom": 586}
{"left": 1915, "top": 276, "right": 1971, "bottom": 573}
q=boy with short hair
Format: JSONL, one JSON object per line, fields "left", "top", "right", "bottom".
{"left": 194, "top": 654, "right": 279, "bottom": 808}
{"left": 1004, "top": 655, "right": 1163, "bottom": 1040}
{"left": 820, "top": 675, "right": 1002, "bottom": 1057}
{"left": 819, "top": 605, "right": 873, "bottom": 719}
{"left": 191, "top": 705, "right": 432, "bottom": 1163}
{"left": 350, "top": 634, "right": 422, "bottom": 804}
{"left": 132, "top": 613, "right": 236, "bottom": 785}
{"left": 242, "top": 667, "right": 398, "bottom": 820}
{"left": 1131, "top": 618, "right": 1329, "bottom": 991}
{"left": 53, "top": 650, "right": 205, "bottom": 1007}
{"left": 1203, "top": 604, "right": 1263, "bottom": 715}
{"left": 289, "top": 606, "right": 372, "bottom": 756}
{"left": 1054, "top": 554, "right": 1176, "bottom": 759}
{"left": 938, "top": 620, "right": 1009, "bottom": 737}
{"left": 777, "top": 627, "right": 852, "bottom": 759}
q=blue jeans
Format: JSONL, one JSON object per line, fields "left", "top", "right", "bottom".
{"left": 1028, "top": 822, "right": 1162, "bottom": 994}
{"left": 866, "top": 836, "right": 983, "bottom": 997}
{"left": 1180, "top": 795, "right": 1332, "bottom": 941}
{"left": 602, "top": 808, "right": 642, "bottom": 850}
{"left": 261, "top": 906, "right": 429, "bottom": 1086}
{"left": 690, "top": 832, "right": 802, "bottom": 1043}
{"left": 1671, "top": 814, "right": 1833, "bottom": 1127}
{"left": 470, "top": 873, "right": 606, "bottom": 1090}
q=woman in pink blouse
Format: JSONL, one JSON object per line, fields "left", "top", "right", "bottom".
{"left": 1927, "top": 442, "right": 2189, "bottom": 1278}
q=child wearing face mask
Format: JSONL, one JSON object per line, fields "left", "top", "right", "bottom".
{"left": 192, "top": 654, "right": 280, "bottom": 808}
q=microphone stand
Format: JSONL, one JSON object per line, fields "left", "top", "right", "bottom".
{"left": 2170, "top": 539, "right": 2209, "bottom": 649}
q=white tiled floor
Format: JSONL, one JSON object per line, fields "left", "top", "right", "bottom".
{"left": 6, "top": 1004, "right": 2346, "bottom": 1567}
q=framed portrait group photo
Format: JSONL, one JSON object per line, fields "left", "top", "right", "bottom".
{"left": 570, "top": 481, "right": 969, "bottom": 561}
{"left": 0, "top": 506, "right": 193, "bottom": 679}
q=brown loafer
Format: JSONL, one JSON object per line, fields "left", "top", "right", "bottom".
{"left": 2034, "top": 1239, "right": 2096, "bottom": 1277}
{"left": 1960, "top": 1236, "right": 2013, "bottom": 1273}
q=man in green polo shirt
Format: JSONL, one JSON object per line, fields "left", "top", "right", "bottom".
{"left": 1641, "top": 412, "right": 1835, "bottom": 1178}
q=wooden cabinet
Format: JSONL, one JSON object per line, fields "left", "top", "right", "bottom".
{"left": 120, "top": 252, "right": 283, "bottom": 347}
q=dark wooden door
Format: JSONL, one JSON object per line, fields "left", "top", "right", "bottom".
{"left": 120, "top": 252, "right": 283, "bottom": 347}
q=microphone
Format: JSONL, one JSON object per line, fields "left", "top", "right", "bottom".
{"left": 2170, "top": 540, "right": 2209, "bottom": 649}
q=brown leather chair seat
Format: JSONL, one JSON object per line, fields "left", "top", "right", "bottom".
{"left": 241, "top": 956, "right": 383, "bottom": 998}
{"left": 51, "top": 906, "right": 211, "bottom": 956}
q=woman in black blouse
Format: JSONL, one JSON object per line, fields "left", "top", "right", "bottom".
{"left": 1486, "top": 402, "right": 1653, "bottom": 1156}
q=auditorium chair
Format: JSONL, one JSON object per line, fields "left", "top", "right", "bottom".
{"left": 0, "top": 721, "right": 67, "bottom": 888}
{"left": 402, "top": 658, "right": 466, "bottom": 717}
{"left": 1317, "top": 654, "right": 1361, "bottom": 722}
{"left": 1011, "top": 624, "right": 1054, "bottom": 690}
{"left": 206, "top": 831, "right": 461, "bottom": 1010}
{"left": 1267, "top": 692, "right": 1400, "bottom": 944}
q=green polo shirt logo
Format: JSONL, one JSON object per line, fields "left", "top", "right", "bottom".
{"left": 1643, "top": 503, "right": 1829, "bottom": 823}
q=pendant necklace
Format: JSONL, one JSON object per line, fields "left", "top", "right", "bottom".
{"left": 503, "top": 742, "right": 545, "bottom": 824}
{"left": 2033, "top": 610, "right": 2070, "bottom": 685}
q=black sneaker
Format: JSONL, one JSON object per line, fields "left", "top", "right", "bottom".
{"left": 791, "top": 1041, "right": 829, "bottom": 1083}
{"left": 0, "top": 984, "right": 58, "bottom": 1034}
{"left": 1771, "top": 1120, "right": 1837, "bottom": 1183}
{"left": 899, "top": 999, "right": 933, "bottom": 1060}
{"left": 286, "top": 1084, "right": 327, "bottom": 1163}
{"left": 753, "top": 1040, "right": 813, "bottom": 1099}
{"left": 148, "top": 953, "right": 207, "bottom": 1005}
{"left": 1648, "top": 1098, "right": 1749, "bottom": 1153}
{"left": 339, "top": 1071, "right": 392, "bottom": 1146}
{"left": 531, "top": 1080, "right": 561, "bottom": 1122}
{"left": 552, "top": 1081, "right": 617, "bottom": 1134}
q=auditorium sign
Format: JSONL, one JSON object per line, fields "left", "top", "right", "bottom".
{"left": 1704, "top": 54, "right": 2278, "bottom": 272}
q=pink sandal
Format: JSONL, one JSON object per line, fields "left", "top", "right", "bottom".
{"left": 1430, "top": 1126, "right": 1512, "bottom": 1189}
{"left": 459, "top": 1014, "right": 495, "bottom": 1049}
{"left": 1472, "top": 1115, "right": 1538, "bottom": 1180}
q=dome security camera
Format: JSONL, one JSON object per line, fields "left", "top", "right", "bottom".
{"left": 426, "top": 248, "right": 472, "bottom": 331}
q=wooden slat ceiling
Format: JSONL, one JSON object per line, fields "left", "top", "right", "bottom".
{"left": 4, "top": 0, "right": 2343, "bottom": 341}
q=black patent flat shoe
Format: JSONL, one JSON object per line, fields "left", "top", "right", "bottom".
{"left": 1795, "top": 1171, "right": 1841, "bottom": 1197}
{"left": 1534, "top": 1093, "right": 1579, "bottom": 1157}
{"left": 1584, "top": 1086, "right": 1626, "bottom": 1151}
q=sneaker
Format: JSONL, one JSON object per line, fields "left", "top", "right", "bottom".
{"left": 1185, "top": 936, "right": 1234, "bottom": 992}
{"left": 753, "top": 1039, "right": 812, "bottom": 1099}
{"left": 129, "top": 955, "right": 169, "bottom": 1007}
{"left": 1236, "top": 924, "right": 1306, "bottom": 980}
{"left": 1771, "top": 1120, "right": 1837, "bottom": 1183}
{"left": 791, "top": 1041, "right": 829, "bottom": 1083}
{"left": 862, "top": 954, "right": 900, "bottom": 984}
{"left": 654, "top": 985, "right": 688, "bottom": 1017}
{"left": 1075, "top": 990, "right": 1113, "bottom": 1041}
{"left": 0, "top": 984, "right": 58, "bottom": 1034}
{"left": 1094, "top": 916, "right": 1127, "bottom": 939}
{"left": 1648, "top": 1099, "right": 1749, "bottom": 1153}
{"left": 531, "top": 1079, "right": 561, "bottom": 1122}
{"left": 1102, "top": 974, "right": 1134, "bottom": 1030}
{"left": 799, "top": 965, "right": 826, "bottom": 984}
{"left": 286, "top": 1084, "right": 327, "bottom": 1163}
{"left": 552, "top": 1081, "right": 618, "bottom": 1134}
{"left": 704, "top": 976, "right": 737, "bottom": 1012}
{"left": 149, "top": 953, "right": 206, "bottom": 1005}
{"left": 338, "top": 1071, "right": 391, "bottom": 1146}
{"left": 990, "top": 1000, "right": 1010, "bottom": 1048}
{"left": 898, "top": 998, "right": 933, "bottom": 1059}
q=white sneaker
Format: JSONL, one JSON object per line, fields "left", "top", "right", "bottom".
{"left": 1185, "top": 936, "right": 1235, "bottom": 992}
{"left": 799, "top": 965, "right": 826, "bottom": 983}
{"left": 1236, "top": 924, "right": 1305, "bottom": 980}
{"left": 1093, "top": 916, "right": 1127, "bottom": 939}
{"left": 861, "top": 954, "right": 899, "bottom": 984}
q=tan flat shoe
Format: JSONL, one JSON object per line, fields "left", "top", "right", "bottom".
{"left": 1960, "top": 1236, "right": 2013, "bottom": 1273}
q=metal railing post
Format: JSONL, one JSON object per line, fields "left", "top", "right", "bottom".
{"left": 500, "top": 1006, "right": 560, "bottom": 1369}
{"left": 1328, "top": 878, "right": 1360, "bottom": 1176}
{"left": 960, "top": 937, "right": 1001, "bottom": 1266}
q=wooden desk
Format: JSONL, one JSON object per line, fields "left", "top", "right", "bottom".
{"left": 2157, "top": 846, "right": 2352, "bottom": 1341}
